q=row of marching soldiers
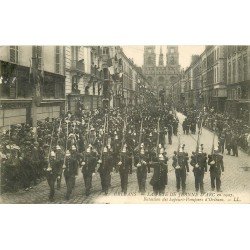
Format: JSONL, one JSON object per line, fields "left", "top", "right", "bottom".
{"left": 39, "top": 104, "right": 182, "bottom": 201}
{"left": 44, "top": 105, "right": 224, "bottom": 201}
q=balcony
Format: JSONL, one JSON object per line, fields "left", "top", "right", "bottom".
{"left": 70, "top": 59, "right": 85, "bottom": 75}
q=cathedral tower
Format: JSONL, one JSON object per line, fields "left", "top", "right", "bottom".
{"left": 166, "top": 46, "right": 179, "bottom": 68}
{"left": 143, "top": 46, "right": 156, "bottom": 67}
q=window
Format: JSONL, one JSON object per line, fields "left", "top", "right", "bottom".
{"left": 10, "top": 46, "right": 18, "bottom": 63}
{"left": 238, "top": 57, "right": 242, "bottom": 82}
{"left": 228, "top": 62, "right": 231, "bottom": 83}
{"left": 232, "top": 60, "right": 236, "bottom": 83}
{"left": 32, "top": 46, "right": 42, "bottom": 68}
{"left": 55, "top": 46, "right": 60, "bottom": 74}
{"left": 147, "top": 56, "right": 152, "bottom": 65}
{"left": 71, "top": 46, "right": 78, "bottom": 61}
{"left": 237, "top": 87, "right": 241, "bottom": 99}
{"left": 217, "top": 66, "right": 219, "bottom": 82}
{"left": 243, "top": 55, "right": 248, "bottom": 80}
{"left": 102, "top": 47, "right": 109, "bottom": 55}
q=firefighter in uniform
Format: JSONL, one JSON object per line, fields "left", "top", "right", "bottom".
{"left": 134, "top": 144, "right": 150, "bottom": 194}
{"left": 149, "top": 149, "right": 168, "bottom": 195}
{"left": 190, "top": 146, "right": 207, "bottom": 194}
{"left": 45, "top": 151, "right": 58, "bottom": 201}
{"left": 81, "top": 145, "right": 97, "bottom": 196}
{"left": 63, "top": 150, "right": 78, "bottom": 200}
{"left": 172, "top": 145, "right": 189, "bottom": 194}
{"left": 208, "top": 147, "right": 224, "bottom": 192}
{"left": 55, "top": 145, "right": 64, "bottom": 189}
{"left": 117, "top": 145, "right": 132, "bottom": 194}
{"left": 97, "top": 146, "right": 113, "bottom": 194}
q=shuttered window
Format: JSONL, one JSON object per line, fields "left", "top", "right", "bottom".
{"left": 55, "top": 46, "right": 60, "bottom": 73}
{"left": 10, "top": 46, "right": 18, "bottom": 63}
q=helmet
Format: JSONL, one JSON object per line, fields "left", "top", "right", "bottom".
{"left": 158, "top": 154, "right": 164, "bottom": 161}
{"left": 50, "top": 151, "right": 56, "bottom": 157}
{"left": 86, "top": 147, "right": 91, "bottom": 153}
{"left": 115, "top": 135, "right": 118, "bottom": 140}
{"left": 214, "top": 147, "right": 219, "bottom": 153}
{"left": 159, "top": 148, "right": 164, "bottom": 154}
{"left": 72, "top": 145, "right": 76, "bottom": 151}
{"left": 103, "top": 147, "right": 108, "bottom": 153}
{"left": 56, "top": 145, "right": 61, "bottom": 150}
{"left": 158, "top": 144, "right": 162, "bottom": 148}
{"left": 140, "top": 149, "right": 145, "bottom": 155}
{"left": 66, "top": 150, "right": 71, "bottom": 156}
{"left": 122, "top": 146, "right": 126, "bottom": 153}
{"left": 140, "top": 143, "right": 144, "bottom": 148}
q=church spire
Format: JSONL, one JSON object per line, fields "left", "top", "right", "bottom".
{"left": 158, "top": 46, "right": 164, "bottom": 66}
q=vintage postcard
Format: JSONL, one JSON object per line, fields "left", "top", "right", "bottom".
{"left": 0, "top": 45, "right": 249, "bottom": 204}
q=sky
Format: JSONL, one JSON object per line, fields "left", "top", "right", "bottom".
{"left": 122, "top": 45, "right": 205, "bottom": 69}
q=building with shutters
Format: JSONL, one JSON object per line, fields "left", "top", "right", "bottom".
{"left": 0, "top": 46, "right": 65, "bottom": 129}
{"left": 225, "top": 46, "right": 250, "bottom": 123}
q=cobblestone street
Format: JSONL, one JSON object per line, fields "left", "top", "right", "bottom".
{"left": 1, "top": 113, "right": 249, "bottom": 204}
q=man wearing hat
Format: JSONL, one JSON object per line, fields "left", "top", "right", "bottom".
{"left": 208, "top": 147, "right": 224, "bottom": 192}
{"left": 134, "top": 144, "right": 150, "bottom": 194}
{"left": 149, "top": 150, "right": 168, "bottom": 195}
{"left": 45, "top": 150, "right": 58, "bottom": 201}
{"left": 97, "top": 146, "right": 113, "bottom": 194}
{"left": 172, "top": 145, "right": 189, "bottom": 194}
{"left": 55, "top": 145, "right": 64, "bottom": 190}
{"left": 190, "top": 146, "right": 207, "bottom": 194}
{"left": 81, "top": 145, "right": 97, "bottom": 196}
{"left": 117, "top": 145, "right": 132, "bottom": 194}
{"left": 63, "top": 150, "right": 78, "bottom": 200}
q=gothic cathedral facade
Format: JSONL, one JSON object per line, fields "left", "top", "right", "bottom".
{"left": 142, "top": 46, "right": 180, "bottom": 96}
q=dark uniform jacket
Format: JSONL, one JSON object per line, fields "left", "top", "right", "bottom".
{"left": 150, "top": 160, "right": 168, "bottom": 186}
{"left": 64, "top": 157, "right": 78, "bottom": 177}
{"left": 118, "top": 153, "right": 132, "bottom": 174}
{"left": 190, "top": 152, "right": 207, "bottom": 173}
{"left": 172, "top": 152, "right": 189, "bottom": 172}
{"left": 97, "top": 153, "right": 113, "bottom": 174}
{"left": 81, "top": 153, "right": 97, "bottom": 175}
{"left": 208, "top": 154, "right": 224, "bottom": 173}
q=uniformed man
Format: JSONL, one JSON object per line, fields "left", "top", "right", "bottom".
{"left": 117, "top": 145, "right": 132, "bottom": 194}
{"left": 97, "top": 146, "right": 113, "bottom": 194}
{"left": 45, "top": 151, "right": 59, "bottom": 201}
{"left": 208, "top": 147, "right": 224, "bottom": 192}
{"left": 134, "top": 144, "right": 149, "bottom": 194}
{"left": 81, "top": 145, "right": 97, "bottom": 196}
{"left": 149, "top": 150, "right": 168, "bottom": 195}
{"left": 190, "top": 146, "right": 207, "bottom": 194}
{"left": 55, "top": 145, "right": 64, "bottom": 189}
{"left": 63, "top": 150, "right": 78, "bottom": 200}
{"left": 172, "top": 145, "right": 189, "bottom": 194}
{"left": 218, "top": 129, "right": 226, "bottom": 154}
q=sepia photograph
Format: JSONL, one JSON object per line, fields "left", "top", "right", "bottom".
{"left": 0, "top": 45, "right": 249, "bottom": 204}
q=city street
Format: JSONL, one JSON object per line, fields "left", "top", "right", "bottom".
{"left": 1, "top": 112, "right": 249, "bottom": 204}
